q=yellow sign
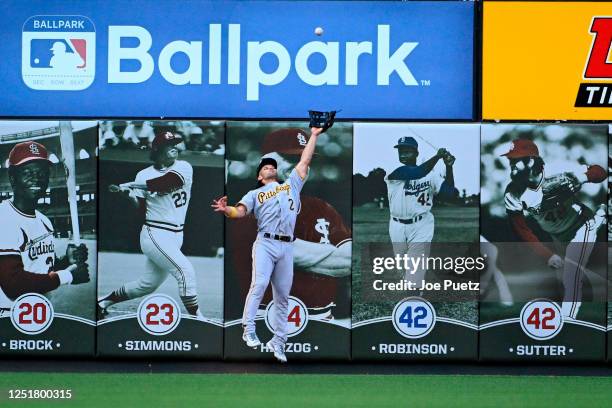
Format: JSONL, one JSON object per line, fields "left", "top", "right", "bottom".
{"left": 483, "top": 2, "right": 612, "bottom": 120}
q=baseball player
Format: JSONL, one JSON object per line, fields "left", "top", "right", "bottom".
{"left": 97, "top": 131, "right": 203, "bottom": 319}
{"left": 213, "top": 127, "right": 324, "bottom": 363}
{"left": 0, "top": 141, "right": 89, "bottom": 316}
{"left": 385, "top": 136, "right": 458, "bottom": 284}
{"left": 502, "top": 139, "right": 607, "bottom": 319}
{"left": 227, "top": 128, "right": 352, "bottom": 324}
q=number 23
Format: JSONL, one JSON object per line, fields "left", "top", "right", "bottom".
{"left": 173, "top": 191, "right": 187, "bottom": 207}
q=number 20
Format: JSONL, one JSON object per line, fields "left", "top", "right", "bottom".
{"left": 18, "top": 303, "right": 47, "bottom": 324}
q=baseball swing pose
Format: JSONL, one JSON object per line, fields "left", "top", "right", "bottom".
{"left": 384, "top": 136, "right": 458, "bottom": 285}
{"left": 98, "top": 131, "right": 204, "bottom": 319}
{"left": 213, "top": 124, "right": 327, "bottom": 363}
{"left": 502, "top": 139, "right": 607, "bottom": 319}
{"left": 0, "top": 141, "right": 89, "bottom": 316}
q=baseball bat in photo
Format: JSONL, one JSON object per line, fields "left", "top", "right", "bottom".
{"left": 59, "top": 121, "right": 81, "bottom": 246}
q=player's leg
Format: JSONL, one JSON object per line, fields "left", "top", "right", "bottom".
{"left": 265, "top": 242, "right": 292, "bottom": 362}
{"left": 269, "top": 242, "right": 294, "bottom": 346}
{"left": 98, "top": 227, "right": 168, "bottom": 313}
{"left": 405, "top": 213, "right": 435, "bottom": 285}
{"left": 242, "top": 238, "right": 275, "bottom": 338}
{"left": 141, "top": 227, "right": 202, "bottom": 318}
{"left": 480, "top": 235, "right": 513, "bottom": 306}
{"left": 561, "top": 219, "right": 598, "bottom": 319}
{"left": 389, "top": 219, "right": 411, "bottom": 282}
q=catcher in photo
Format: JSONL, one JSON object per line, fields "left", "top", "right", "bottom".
{"left": 502, "top": 138, "right": 607, "bottom": 319}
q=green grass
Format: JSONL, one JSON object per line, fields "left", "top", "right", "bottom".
{"left": 0, "top": 373, "right": 610, "bottom": 407}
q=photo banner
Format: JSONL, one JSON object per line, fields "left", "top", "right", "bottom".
{"left": 0, "top": 0, "right": 474, "bottom": 119}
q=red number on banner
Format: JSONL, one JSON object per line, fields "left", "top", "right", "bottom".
{"left": 145, "top": 304, "right": 159, "bottom": 325}
{"left": 527, "top": 308, "right": 540, "bottom": 329}
{"left": 527, "top": 307, "right": 556, "bottom": 330}
{"left": 160, "top": 303, "right": 174, "bottom": 325}
{"left": 18, "top": 303, "right": 32, "bottom": 324}
{"left": 541, "top": 307, "right": 555, "bottom": 329}
{"left": 288, "top": 305, "right": 301, "bottom": 327}
{"left": 18, "top": 303, "right": 46, "bottom": 324}
{"left": 146, "top": 303, "right": 174, "bottom": 325}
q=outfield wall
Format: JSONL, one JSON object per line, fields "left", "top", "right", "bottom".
{"left": 0, "top": 0, "right": 609, "bottom": 363}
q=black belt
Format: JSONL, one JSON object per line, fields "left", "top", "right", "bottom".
{"left": 145, "top": 223, "right": 183, "bottom": 233}
{"left": 263, "top": 233, "right": 293, "bottom": 242}
{"left": 393, "top": 215, "right": 423, "bottom": 225}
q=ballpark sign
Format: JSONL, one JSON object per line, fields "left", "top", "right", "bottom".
{"left": 483, "top": 1, "right": 612, "bottom": 120}
{"left": 0, "top": 0, "right": 474, "bottom": 119}
{"left": 22, "top": 15, "right": 96, "bottom": 91}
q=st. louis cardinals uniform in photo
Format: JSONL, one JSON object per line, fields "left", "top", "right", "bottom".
{"left": 503, "top": 139, "right": 607, "bottom": 319}
{"left": 99, "top": 132, "right": 202, "bottom": 317}
{"left": 239, "top": 167, "right": 306, "bottom": 346}
{"left": 385, "top": 137, "right": 452, "bottom": 283}
{"left": 129, "top": 160, "right": 197, "bottom": 301}
{"left": 0, "top": 141, "right": 89, "bottom": 317}
{"left": 0, "top": 201, "right": 56, "bottom": 310}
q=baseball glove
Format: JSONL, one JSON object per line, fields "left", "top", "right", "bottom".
{"left": 540, "top": 172, "right": 582, "bottom": 211}
{"left": 308, "top": 110, "right": 336, "bottom": 132}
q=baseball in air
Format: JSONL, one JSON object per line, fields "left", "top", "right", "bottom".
{"left": 315, "top": 27, "right": 324, "bottom": 36}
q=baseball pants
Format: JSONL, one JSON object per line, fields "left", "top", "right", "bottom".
{"left": 243, "top": 235, "right": 293, "bottom": 345}
{"left": 123, "top": 225, "right": 197, "bottom": 299}
{"left": 561, "top": 215, "right": 601, "bottom": 319}
{"left": 389, "top": 212, "right": 435, "bottom": 284}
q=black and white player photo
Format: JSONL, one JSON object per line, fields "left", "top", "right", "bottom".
{"left": 97, "top": 120, "right": 224, "bottom": 356}
{"left": 0, "top": 121, "right": 97, "bottom": 355}
{"left": 480, "top": 124, "right": 608, "bottom": 324}
{"left": 352, "top": 123, "right": 480, "bottom": 353}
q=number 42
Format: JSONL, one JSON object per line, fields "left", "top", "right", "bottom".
{"left": 399, "top": 306, "right": 427, "bottom": 328}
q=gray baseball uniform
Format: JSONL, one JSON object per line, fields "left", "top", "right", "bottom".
{"left": 239, "top": 168, "right": 305, "bottom": 345}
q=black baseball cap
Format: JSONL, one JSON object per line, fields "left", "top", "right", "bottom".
{"left": 256, "top": 157, "right": 278, "bottom": 177}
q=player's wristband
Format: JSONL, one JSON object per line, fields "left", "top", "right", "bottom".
{"left": 55, "top": 265, "right": 76, "bottom": 285}
{"left": 226, "top": 206, "right": 239, "bottom": 218}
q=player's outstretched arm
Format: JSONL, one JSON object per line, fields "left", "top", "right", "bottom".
{"left": 108, "top": 184, "right": 140, "bottom": 208}
{"left": 211, "top": 196, "right": 247, "bottom": 219}
{"left": 293, "top": 238, "right": 351, "bottom": 277}
{"left": 439, "top": 150, "right": 459, "bottom": 197}
{"left": 295, "top": 127, "right": 323, "bottom": 180}
{"left": 507, "top": 211, "right": 563, "bottom": 269}
{"left": 0, "top": 256, "right": 89, "bottom": 299}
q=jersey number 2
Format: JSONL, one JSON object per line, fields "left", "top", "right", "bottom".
{"left": 173, "top": 191, "right": 187, "bottom": 208}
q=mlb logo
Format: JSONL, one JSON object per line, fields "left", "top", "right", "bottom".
{"left": 22, "top": 15, "right": 96, "bottom": 91}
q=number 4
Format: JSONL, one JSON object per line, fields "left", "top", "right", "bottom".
{"left": 288, "top": 305, "right": 301, "bottom": 327}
